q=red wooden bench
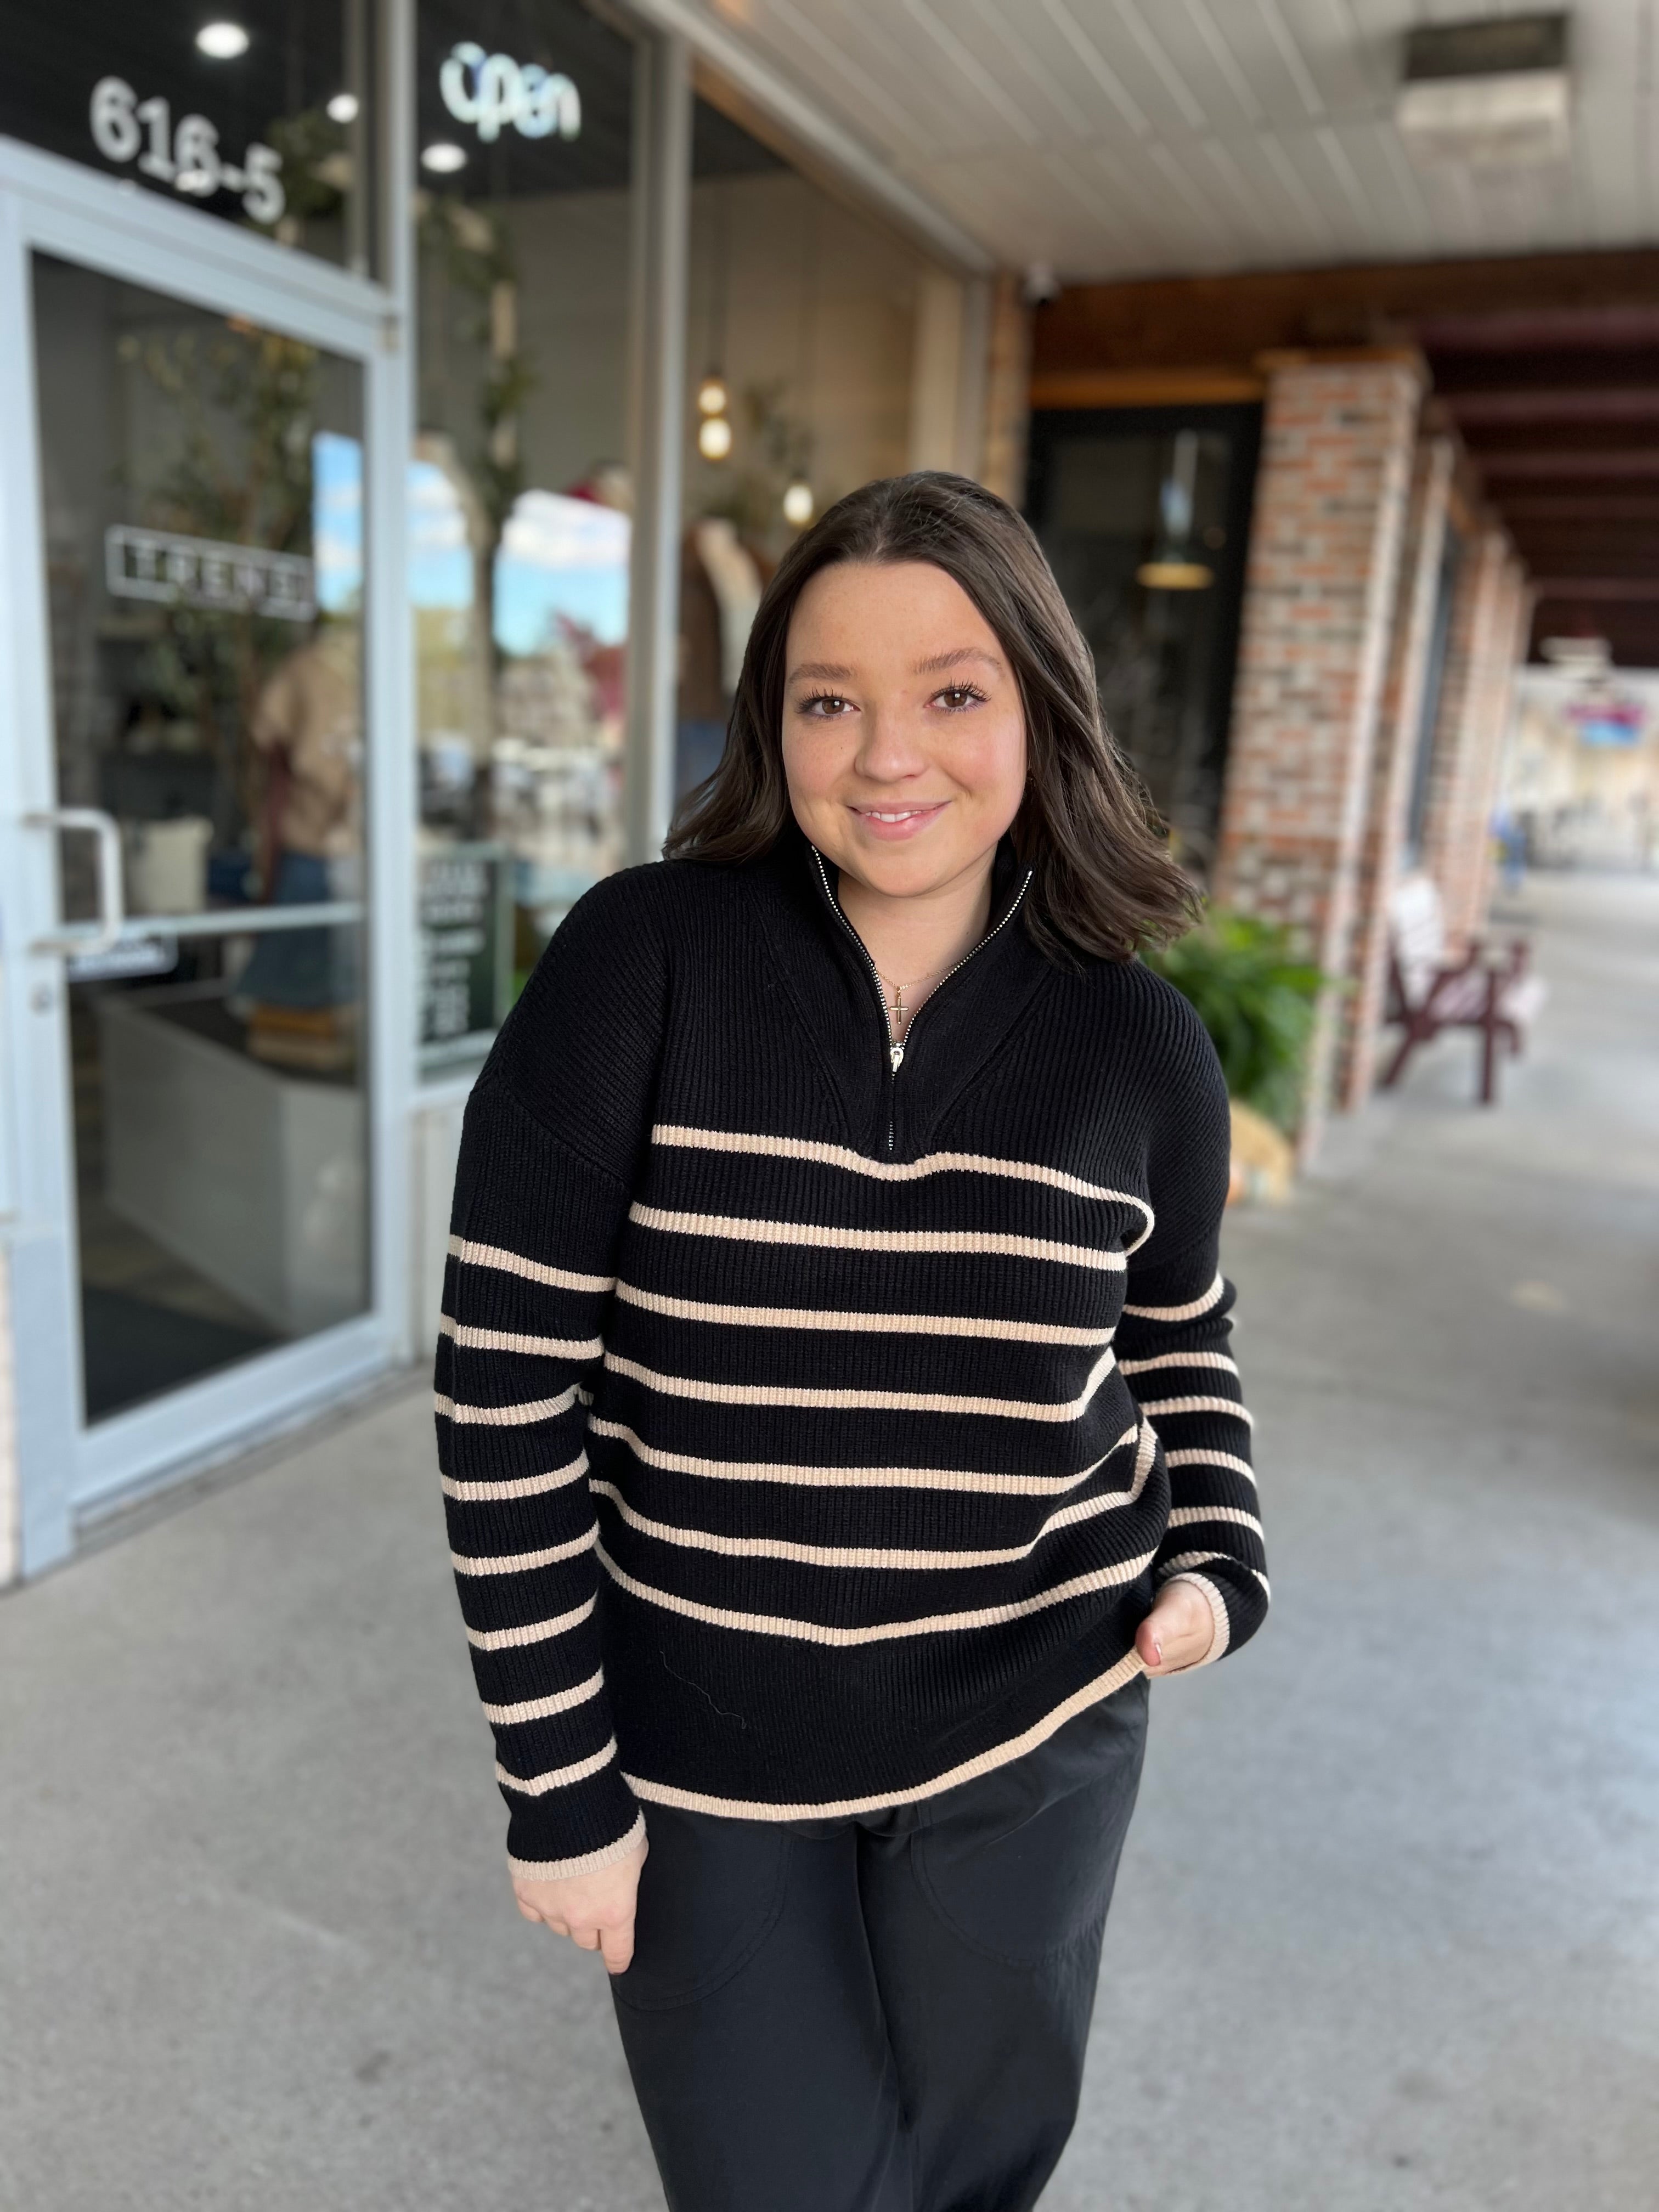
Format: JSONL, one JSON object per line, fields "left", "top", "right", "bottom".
{"left": 1381, "top": 872, "right": 1547, "bottom": 1105}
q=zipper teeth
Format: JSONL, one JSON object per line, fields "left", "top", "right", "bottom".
{"left": 812, "top": 849, "right": 892, "bottom": 1035}
{"left": 810, "top": 848, "right": 1035, "bottom": 1041}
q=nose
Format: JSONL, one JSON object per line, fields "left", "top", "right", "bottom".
{"left": 853, "top": 699, "right": 930, "bottom": 786}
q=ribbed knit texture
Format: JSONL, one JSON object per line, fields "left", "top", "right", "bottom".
{"left": 435, "top": 820, "right": 1268, "bottom": 1877}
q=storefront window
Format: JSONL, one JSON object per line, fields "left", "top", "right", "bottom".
{"left": 676, "top": 99, "right": 927, "bottom": 801}
{"left": 413, "top": 0, "right": 634, "bottom": 1075}
{"left": 0, "top": 0, "right": 377, "bottom": 272}
{"left": 1026, "top": 405, "right": 1262, "bottom": 879}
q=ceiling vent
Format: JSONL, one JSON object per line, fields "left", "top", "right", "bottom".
{"left": 1396, "top": 13, "right": 1570, "bottom": 168}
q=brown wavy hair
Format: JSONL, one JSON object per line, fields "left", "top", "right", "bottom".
{"left": 663, "top": 471, "right": 1198, "bottom": 964}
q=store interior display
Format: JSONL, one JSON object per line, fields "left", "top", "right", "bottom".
{"left": 414, "top": 0, "right": 637, "bottom": 1050}
{"left": 676, "top": 100, "right": 928, "bottom": 799}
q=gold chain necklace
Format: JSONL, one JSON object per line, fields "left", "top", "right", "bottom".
{"left": 873, "top": 963, "right": 950, "bottom": 1034}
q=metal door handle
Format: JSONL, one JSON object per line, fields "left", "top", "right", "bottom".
{"left": 23, "top": 807, "right": 127, "bottom": 957}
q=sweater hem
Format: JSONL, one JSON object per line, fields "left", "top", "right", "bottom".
{"left": 620, "top": 1642, "right": 1146, "bottom": 1822}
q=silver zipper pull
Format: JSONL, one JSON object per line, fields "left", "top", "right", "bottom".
{"left": 889, "top": 1042, "right": 905, "bottom": 1073}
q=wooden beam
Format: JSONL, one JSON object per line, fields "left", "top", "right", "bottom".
{"left": 1415, "top": 306, "right": 1659, "bottom": 352}
{"left": 1032, "top": 248, "right": 1659, "bottom": 379}
{"left": 1428, "top": 347, "right": 1659, "bottom": 393}
{"left": 1502, "top": 495, "right": 1659, "bottom": 520}
{"left": 1530, "top": 578, "right": 1659, "bottom": 600}
{"left": 1443, "top": 388, "right": 1659, "bottom": 426}
{"left": 1477, "top": 448, "right": 1659, "bottom": 478}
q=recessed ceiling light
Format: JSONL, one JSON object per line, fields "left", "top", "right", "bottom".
{"left": 196, "top": 21, "right": 250, "bottom": 58}
{"left": 326, "top": 92, "right": 360, "bottom": 124}
{"left": 420, "top": 142, "right": 467, "bottom": 174}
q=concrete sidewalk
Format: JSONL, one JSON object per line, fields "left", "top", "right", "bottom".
{"left": 3, "top": 870, "right": 1657, "bottom": 2212}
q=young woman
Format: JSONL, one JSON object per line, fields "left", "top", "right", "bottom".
{"left": 436, "top": 472, "right": 1268, "bottom": 2212}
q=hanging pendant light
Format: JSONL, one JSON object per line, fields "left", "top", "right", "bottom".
{"left": 694, "top": 188, "right": 733, "bottom": 464}
{"left": 780, "top": 198, "right": 820, "bottom": 533}
{"left": 1137, "top": 428, "right": 1214, "bottom": 591}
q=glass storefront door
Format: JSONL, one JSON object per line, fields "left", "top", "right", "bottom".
{"left": 1, "top": 147, "right": 404, "bottom": 1567}
{"left": 37, "top": 256, "right": 371, "bottom": 1423}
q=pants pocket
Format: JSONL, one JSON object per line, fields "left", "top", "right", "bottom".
{"left": 612, "top": 1804, "right": 792, "bottom": 2013}
{"left": 913, "top": 1677, "right": 1149, "bottom": 1968}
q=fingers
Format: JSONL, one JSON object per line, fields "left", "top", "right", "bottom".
{"left": 599, "top": 1918, "right": 636, "bottom": 1976}
{"left": 519, "top": 1910, "right": 634, "bottom": 1972}
{"left": 1136, "top": 1581, "right": 1216, "bottom": 1675}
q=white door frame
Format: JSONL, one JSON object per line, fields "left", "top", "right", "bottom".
{"left": 0, "top": 134, "right": 415, "bottom": 1575}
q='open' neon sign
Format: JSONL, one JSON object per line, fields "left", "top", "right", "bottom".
{"left": 439, "top": 44, "right": 581, "bottom": 142}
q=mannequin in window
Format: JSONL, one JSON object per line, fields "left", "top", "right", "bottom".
{"left": 675, "top": 517, "right": 766, "bottom": 799}
{"left": 235, "top": 617, "right": 363, "bottom": 1072}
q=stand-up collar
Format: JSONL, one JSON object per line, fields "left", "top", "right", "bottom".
{"left": 741, "top": 814, "right": 1050, "bottom": 1161}
{"left": 802, "top": 818, "right": 1031, "bottom": 945}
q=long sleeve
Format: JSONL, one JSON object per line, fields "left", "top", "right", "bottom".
{"left": 435, "top": 871, "right": 667, "bottom": 1877}
{"left": 1116, "top": 992, "right": 1269, "bottom": 1665}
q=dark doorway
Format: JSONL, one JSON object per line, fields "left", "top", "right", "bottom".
{"left": 1026, "top": 404, "right": 1261, "bottom": 880}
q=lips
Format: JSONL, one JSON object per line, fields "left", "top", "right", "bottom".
{"left": 847, "top": 800, "right": 950, "bottom": 842}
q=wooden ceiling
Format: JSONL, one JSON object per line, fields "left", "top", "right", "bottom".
{"left": 1031, "top": 249, "right": 1659, "bottom": 667}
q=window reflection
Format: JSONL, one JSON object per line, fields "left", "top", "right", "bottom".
{"left": 414, "top": 0, "right": 634, "bottom": 1072}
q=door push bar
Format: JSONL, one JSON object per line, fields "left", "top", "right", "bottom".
{"left": 22, "top": 808, "right": 127, "bottom": 958}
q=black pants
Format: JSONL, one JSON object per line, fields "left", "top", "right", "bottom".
{"left": 611, "top": 1676, "right": 1149, "bottom": 2212}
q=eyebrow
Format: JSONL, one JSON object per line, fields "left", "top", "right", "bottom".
{"left": 913, "top": 646, "right": 1003, "bottom": 678}
{"left": 785, "top": 646, "right": 1005, "bottom": 687}
{"left": 787, "top": 660, "right": 857, "bottom": 685}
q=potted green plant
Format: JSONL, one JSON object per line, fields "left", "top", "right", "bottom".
{"left": 1145, "top": 910, "right": 1325, "bottom": 1192}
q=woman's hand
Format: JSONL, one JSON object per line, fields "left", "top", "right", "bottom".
{"left": 1135, "top": 1579, "right": 1216, "bottom": 1675}
{"left": 511, "top": 1831, "right": 648, "bottom": 1973}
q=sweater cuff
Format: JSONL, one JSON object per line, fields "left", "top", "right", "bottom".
{"left": 509, "top": 1809, "right": 647, "bottom": 1883}
{"left": 1161, "top": 1571, "right": 1231, "bottom": 1670}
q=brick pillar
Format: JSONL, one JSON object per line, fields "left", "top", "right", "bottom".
{"left": 1213, "top": 355, "right": 1424, "bottom": 1142}
{"left": 1417, "top": 529, "right": 1520, "bottom": 950}
{"left": 1337, "top": 436, "right": 1455, "bottom": 1109}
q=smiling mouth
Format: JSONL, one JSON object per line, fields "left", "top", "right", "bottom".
{"left": 850, "top": 802, "right": 947, "bottom": 823}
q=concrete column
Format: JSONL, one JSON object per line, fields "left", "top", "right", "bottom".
{"left": 980, "top": 272, "right": 1031, "bottom": 506}
{"left": 1417, "top": 529, "right": 1516, "bottom": 951}
{"left": 1338, "top": 436, "right": 1455, "bottom": 1110}
{"left": 1214, "top": 354, "right": 1425, "bottom": 1138}
{"left": 909, "top": 271, "right": 968, "bottom": 473}
{"left": 623, "top": 31, "right": 692, "bottom": 867}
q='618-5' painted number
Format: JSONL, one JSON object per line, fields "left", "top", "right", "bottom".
{"left": 89, "top": 78, "right": 285, "bottom": 224}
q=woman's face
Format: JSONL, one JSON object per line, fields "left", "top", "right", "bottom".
{"left": 781, "top": 559, "right": 1027, "bottom": 903}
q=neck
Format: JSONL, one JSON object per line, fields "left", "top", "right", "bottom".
{"left": 834, "top": 850, "right": 998, "bottom": 989}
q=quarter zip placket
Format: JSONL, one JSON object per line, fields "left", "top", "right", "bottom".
{"left": 810, "top": 846, "right": 1035, "bottom": 1156}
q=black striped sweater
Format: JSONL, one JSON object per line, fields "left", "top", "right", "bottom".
{"left": 436, "top": 819, "right": 1267, "bottom": 1878}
